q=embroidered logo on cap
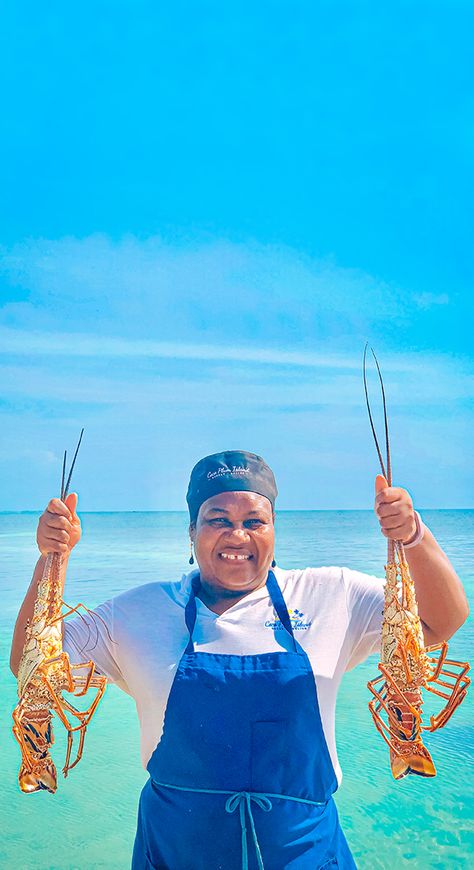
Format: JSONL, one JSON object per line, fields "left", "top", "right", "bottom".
{"left": 207, "top": 465, "right": 251, "bottom": 480}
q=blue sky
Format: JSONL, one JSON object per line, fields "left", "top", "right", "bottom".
{"left": 1, "top": 2, "right": 473, "bottom": 510}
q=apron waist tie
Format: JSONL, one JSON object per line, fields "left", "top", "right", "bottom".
{"left": 151, "top": 780, "right": 329, "bottom": 870}
{"left": 225, "top": 791, "right": 272, "bottom": 870}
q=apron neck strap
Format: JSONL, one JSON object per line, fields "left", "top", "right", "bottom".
{"left": 184, "top": 575, "right": 200, "bottom": 652}
{"left": 265, "top": 571, "right": 298, "bottom": 650}
{"left": 184, "top": 570, "right": 299, "bottom": 653}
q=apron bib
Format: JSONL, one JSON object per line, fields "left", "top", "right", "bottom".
{"left": 132, "top": 572, "right": 356, "bottom": 869}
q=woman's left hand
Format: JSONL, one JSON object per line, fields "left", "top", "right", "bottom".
{"left": 374, "top": 474, "right": 417, "bottom": 544}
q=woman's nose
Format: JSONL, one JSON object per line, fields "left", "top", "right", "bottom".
{"left": 227, "top": 526, "right": 250, "bottom": 541}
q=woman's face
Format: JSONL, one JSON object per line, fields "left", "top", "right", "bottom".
{"left": 190, "top": 491, "right": 275, "bottom": 598}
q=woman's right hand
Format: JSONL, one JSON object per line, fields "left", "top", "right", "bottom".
{"left": 36, "top": 492, "right": 82, "bottom": 557}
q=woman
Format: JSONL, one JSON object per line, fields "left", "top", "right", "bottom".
{"left": 10, "top": 450, "right": 469, "bottom": 869}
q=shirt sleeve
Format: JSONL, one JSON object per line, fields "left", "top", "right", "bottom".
{"left": 62, "top": 598, "right": 131, "bottom": 694}
{"left": 342, "top": 567, "right": 385, "bottom": 671}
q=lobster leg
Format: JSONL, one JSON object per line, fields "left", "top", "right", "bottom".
{"left": 41, "top": 650, "right": 103, "bottom": 698}
{"left": 48, "top": 600, "right": 115, "bottom": 650}
{"left": 42, "top": 660, "right": 106, "bottom": 728}
{"left": 38, "top": 656, "right": 107, "bottom": 774}
{"left": 424, "top": 683, "right": 470, "bottom": 731}
{"left": 63, "top": 720, "right": 86, "bottom": 776}
{"left": 61, "top": 676, "right": 107, "bottom": 775}
{"left": 423, "top": 642, "right": 447, "bottom": 680}
{"left": 422, "top": 656, "right": 471, "bottom": 731}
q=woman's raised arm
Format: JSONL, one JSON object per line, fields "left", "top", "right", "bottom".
{"left": 374, "top": 476, "right": 469, "bottom": 645}
{"left": 10, "top": 493, "right": 81, "bottom": 677}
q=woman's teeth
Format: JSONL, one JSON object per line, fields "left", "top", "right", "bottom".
{"left": 219, "top": 553, "right": 251, "bottom": 561}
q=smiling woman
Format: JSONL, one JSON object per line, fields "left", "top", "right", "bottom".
{"left": 186, "top": 452, "right": 278, "bottom": 611}
{"left": 10, "top": 450, "right": 469, "bottom": 870}
{"left": 190, "top": 490, "right": 275, "bottom": 610}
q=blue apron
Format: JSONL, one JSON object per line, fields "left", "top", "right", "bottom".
{"left": 132, "top": 572, "right": 356, "bottom": 869}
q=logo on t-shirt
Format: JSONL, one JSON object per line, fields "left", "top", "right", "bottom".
{"left": 264, "top": 607, "right": 312, "bottom": 631}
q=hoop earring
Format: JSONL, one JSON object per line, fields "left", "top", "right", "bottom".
{"left": 189, "top": 540, "right": 194, "bottom": 565}
{"left": 271, "top": 557, "right": 276, "bottom": 568}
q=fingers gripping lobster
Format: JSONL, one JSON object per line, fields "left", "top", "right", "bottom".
{"left": 12, "top": 431, "right": 107, "bottom": 793}
{"left": 363, "top": 347, "right": 470, "bottom": 779}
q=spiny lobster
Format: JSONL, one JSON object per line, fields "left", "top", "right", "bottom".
{"left": 363, "top": 347, "right": 470, "bottom": 779}
{"left": 13, "top": 431, "right": 108, "bottom": 793}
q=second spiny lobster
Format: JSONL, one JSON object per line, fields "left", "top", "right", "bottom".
{"left": 363, "top": 346, "right": 470, "bottom": 779}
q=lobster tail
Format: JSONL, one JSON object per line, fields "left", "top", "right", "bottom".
{"left": 14, "top": 710, "right": 58, "bottom": 793}
{"left": 390, "top": 743, "right": 436, "bottom": 780}
{"left": 19, "top": 759, "right": 57, "bottom": 794}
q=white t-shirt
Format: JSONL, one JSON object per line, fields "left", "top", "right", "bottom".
{"left": 62, "top": 566, "right": 385, "bottom": 785}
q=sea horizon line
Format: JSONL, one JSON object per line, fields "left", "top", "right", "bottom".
{"left": 1, "top": 507, "right": 473, "bottom": 515}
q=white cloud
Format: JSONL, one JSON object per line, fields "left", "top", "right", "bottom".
{"left": 0, "top": 234, "right": 409, "bottom": 349}
{"left": 0, "top": 325, "right": 414, "bottom": 371}
{"left": 1, "top": 345, "right": 472, "bottom": 409}
{"left": 0, "top": 445, "right": 57, "bottom": 466}
{"left": 0, "top": 234, "right": 471, "bottom": 509}
{"left": 414, "top": 292, "right": 450, "bottom": 309}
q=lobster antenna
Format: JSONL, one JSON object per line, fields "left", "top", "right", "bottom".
{"left": 60, "top": 450, "right": 67, "bottom": 502}
{"left": 363, "top": 343, "right": 388, "bottom": 481}
{"left": 371, "top": 347, "right": 392, "bottom": 488}
{"left": 63, "top": 428, "right": 84, "bottom": 500}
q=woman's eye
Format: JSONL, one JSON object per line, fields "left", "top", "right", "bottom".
{"left": 246, "top": 519, "right": 264, "bottom": 527}
{"left": 209, "top": 518, "right": 229, "bottom": 525}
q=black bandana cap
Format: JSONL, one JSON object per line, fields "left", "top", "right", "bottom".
{"left": 186, "top": 450, "right": 278, "bottom": 523}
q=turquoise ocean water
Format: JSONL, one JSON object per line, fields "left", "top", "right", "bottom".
{"left": 1, "top": 510, "right": 472, "bottom": 870}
